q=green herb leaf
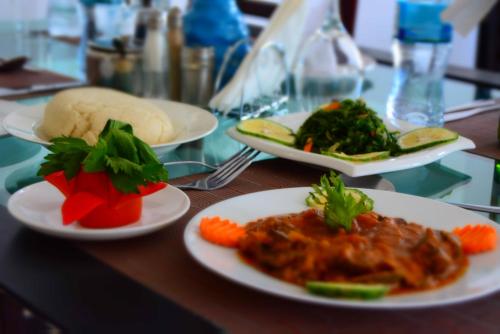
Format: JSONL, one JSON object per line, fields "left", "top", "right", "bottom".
{"left": 38, "top": 119, "right": 169, "bottom": 194}
{"left": 311, "top": 172, "right": 373, "bottom": 231}
{"left": 38, "top": 137, "right": 92, "bottom": 180}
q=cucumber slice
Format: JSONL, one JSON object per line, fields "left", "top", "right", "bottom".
{"left": 236, "top": 119, "right": 295, "bottom": 146}
{"left": 322, "top": 151, "right": 390, "bottom": 162}
{"left": 397, "top": 127, "right": 458, "bottom": 153}
{"left": 306, "top": 188, "right": 372, "bottom": 210}
{"left": 306, "top": 281, "right": 390, "bottom": 300}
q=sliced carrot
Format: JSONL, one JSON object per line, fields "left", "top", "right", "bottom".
{"left": 323, "top": 101, "right": 341, "bottom": 112}
{"left": 355, "top": 212, "right": 379, "bottom": 227}
{"left": 303, "top": 137, "right": 314, "bottom": 152}
{"left": 199, "top": 216, "right": 246, "bottom": 248}
{"left": 453, "top": 224, "right": 497, "bottom": 255}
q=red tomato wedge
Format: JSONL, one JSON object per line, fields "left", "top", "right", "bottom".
{"left": 45, "top": 170, "right": 166, "bottom": 228}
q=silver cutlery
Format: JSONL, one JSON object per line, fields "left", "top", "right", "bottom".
{"left": 445, "top": 202, "right": 500, "bottom": 214}
{"left": 172, "top": 147, "right": 260, "bottom": 190}
{"left": 444, "top": 98, "right": 500, "bottom": 122}
{"left": 163, "top": 146, "right": 256, "bottom": 170}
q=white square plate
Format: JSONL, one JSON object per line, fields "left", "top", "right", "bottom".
{"left": 227, "top": 112, "right": 475, "bottom": 177}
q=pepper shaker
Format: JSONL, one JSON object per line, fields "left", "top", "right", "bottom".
{"left": 168, "top": 7, "right": 183, "bottom": 101}
{"left": 181, "top": 46, "right": 214, "bottom": 107}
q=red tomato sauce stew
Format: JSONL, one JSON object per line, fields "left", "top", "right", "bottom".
{"left": 238, "top": 209, "right": 468, "bottom": 294}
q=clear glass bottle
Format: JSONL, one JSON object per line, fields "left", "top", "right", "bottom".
{"left": 386, "top": 0, "right": 452, "bottom": 128}
{"left": 292, "top": 0, "right": 364, "bottom": 112}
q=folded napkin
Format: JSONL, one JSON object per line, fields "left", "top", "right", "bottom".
{"left": 441, "top": 0, "right": 498, "bottom": 36}
{"left": 209, "top": 0, "right": 310, "bottom": 114}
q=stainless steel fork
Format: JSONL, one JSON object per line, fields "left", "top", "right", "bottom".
{"left": 163, "top": 146, "right": 254, "bottom": 170}
{"left": 173, "top": 147, "right": 260, "bottom": 190}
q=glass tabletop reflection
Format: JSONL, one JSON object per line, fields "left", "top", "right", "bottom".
{"left": 0, "top": 34, "right": 499, "bottom": 223}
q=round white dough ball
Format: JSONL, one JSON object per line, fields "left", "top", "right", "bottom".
{"left": 41, "top": 87, "right": 176, "bottom": 145}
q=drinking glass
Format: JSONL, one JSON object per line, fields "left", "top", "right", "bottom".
{"left": 292, "top": 0, "right": 364, "bottom": 112}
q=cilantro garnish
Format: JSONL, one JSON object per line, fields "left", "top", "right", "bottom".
{"left": 38, "top": 120, "right": 168, "bottom": 194}
{"left": 309, "top": 172, "right": 373, "bottom": 231}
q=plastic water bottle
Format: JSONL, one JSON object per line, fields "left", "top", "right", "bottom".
{"left": 183, "top": 0, "right": 250, "bottom": 87}
{"left": 386, "top": 0, "right": 452, "bottom": 128}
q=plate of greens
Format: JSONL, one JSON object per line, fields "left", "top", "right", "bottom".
{"left": 227, "top": 100, "right": 475, "bottom": 177}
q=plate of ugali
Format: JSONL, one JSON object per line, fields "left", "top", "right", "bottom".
{"left": 2, "top": 87, "right": 218, "bottom": 155}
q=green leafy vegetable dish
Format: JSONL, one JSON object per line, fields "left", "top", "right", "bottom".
{"left": 295, "top": 99, "right": 399, "bottom": 156}
{"left": 236, "top": 99, "right": 460, "bottom": 162}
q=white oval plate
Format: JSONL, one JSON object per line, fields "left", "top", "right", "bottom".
{"left": 2, "top": 99, "right": 218, "bottom": 155}
{"left": 184, "top": 187, "right": 500, "bottom": 309}
{"left": 227, "top": 112, "right": 475, "bottom": 177}
{"left": 8, "top": 181, "right": 190, "bottom": 241}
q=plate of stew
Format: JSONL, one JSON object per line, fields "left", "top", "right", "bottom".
{"left": 184, "top": 187, "right": 500, "bottom": 309}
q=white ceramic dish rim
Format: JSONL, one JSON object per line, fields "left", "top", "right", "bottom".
{"left": 184, "top": 187, "right": 500, "bottom": 309}
{"left": 7, "top": 181, "right": 190, "bottom": 241}
{"left": 227, "top": 111, "right": 476, "bottom": 177}
{"left": 2, "top": 99, "right": 218, "bottom": 151}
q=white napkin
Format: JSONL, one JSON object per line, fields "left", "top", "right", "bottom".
{"left": 441, "top": 0, "right": 498, "bottom": 36}
{"left": 209, "top": 0, "right": 310, "bottom": 113}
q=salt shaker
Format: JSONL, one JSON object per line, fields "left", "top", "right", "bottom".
{"left": 181, "top": 46, "right": 215, "bottom": 107}
{"left": 141, "top": 10, "right": 169, "bottom": 99}
{"left": 168, "top": 7, "right": 183, "bottom": 101}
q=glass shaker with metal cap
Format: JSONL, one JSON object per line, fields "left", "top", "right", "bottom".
{"left": 181, "top": 46, "right": 215, "bottom": 107}
{"left": 141, "top": 9, "right": 168, "bottom": 98}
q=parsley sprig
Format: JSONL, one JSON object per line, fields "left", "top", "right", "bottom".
{"left": 310, "top": 172, "right": 373, "bottom": 231}
{"left": 38, "top": 120, "right": 168, "bottom": 194}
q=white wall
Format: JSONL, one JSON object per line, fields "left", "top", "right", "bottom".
{"left": 353, "top": 0, "right": 478, "bottom": 68}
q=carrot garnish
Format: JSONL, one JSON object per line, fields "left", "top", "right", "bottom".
{"left": 323, "top": 101, "right": 341, "bottom": 112}
{"left": 355, "top": 212, "right": 379, "bottom": 227}
{"left": 453, "top": 224, "right": 497, "bottom": 255}
{"left": 304, "top": 137, "right": 314, "bottom": 152}
{"left": 199, "top": 216, "right": 246, "bottom": 248}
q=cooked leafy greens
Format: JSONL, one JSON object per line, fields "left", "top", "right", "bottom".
{"left": 38, "top": 120, "right": 168, "bottom": 194}
{"left": 295, "top": 99, "right": 399, "bottom": 155}
{"left": 309, "top": 172, "right": 373, "bottom": 231}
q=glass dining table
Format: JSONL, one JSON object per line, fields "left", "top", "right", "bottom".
{"left": 1, "top": 35, "right": 500, "bottom": 333}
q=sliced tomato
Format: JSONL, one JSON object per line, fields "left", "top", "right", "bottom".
{"left": 79, "top": 198, "right": 143, "bottom": 228}
{"left": 46, "top": 170, "right": 165, "bottom": 228}
{"left": 62, "top": 192, "right": 106, "bottom": 225}
{"left": 44, "top": 171, "right": 75, "bottom": 197}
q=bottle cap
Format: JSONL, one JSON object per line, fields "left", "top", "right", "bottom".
{"left": 396, "top": 1, "right": 452, "bottom": 43}
{"left": 147, "top": 10, "right": 167, "bottom": 30}
{"left": 168, "top": 7, "right": 182, "bottom": 29}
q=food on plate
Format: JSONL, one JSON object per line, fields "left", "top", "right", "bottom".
{"left": 41, "top": 87, "right": 175, "bottom": 146}
{"left": 38, "top": 119, "right": 169, "bottom": 228}
{"left": 397, "top": 127, "right": 459, "bottom": 153}
{"left": 453, "top": 224, "right": 497, "bottom": 255}
{"left": 295, "top": 99, "right": 399, "bottom": 155}
{"left": 199, "top": 172, "right": 496, "bottom": 300}
{"left": 236, "top": 119, "right": 295, "bottom": 146}
{"left": 321, "top": 151, "right": 390, "bottom": 162}
{"left": 235, "top": 99, "right": 461, "bottom": 162}
{"left": 199, "top": 216, "right": 246, "bottom": 247}
{"left": 306, "top": 281, "right": 390, "bottom": 300}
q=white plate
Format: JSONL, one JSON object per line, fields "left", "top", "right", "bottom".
{"left": 8, "top": 181, "right": 190, "bottom": 241}
{"left": 2, "top": 99, "right": 218, "bottom": 155}
{"left": 184, "top": 187, "right": 500, "bottom": 309}
{"left": 227, "top": 112, "right": 475, "bottom": 177}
